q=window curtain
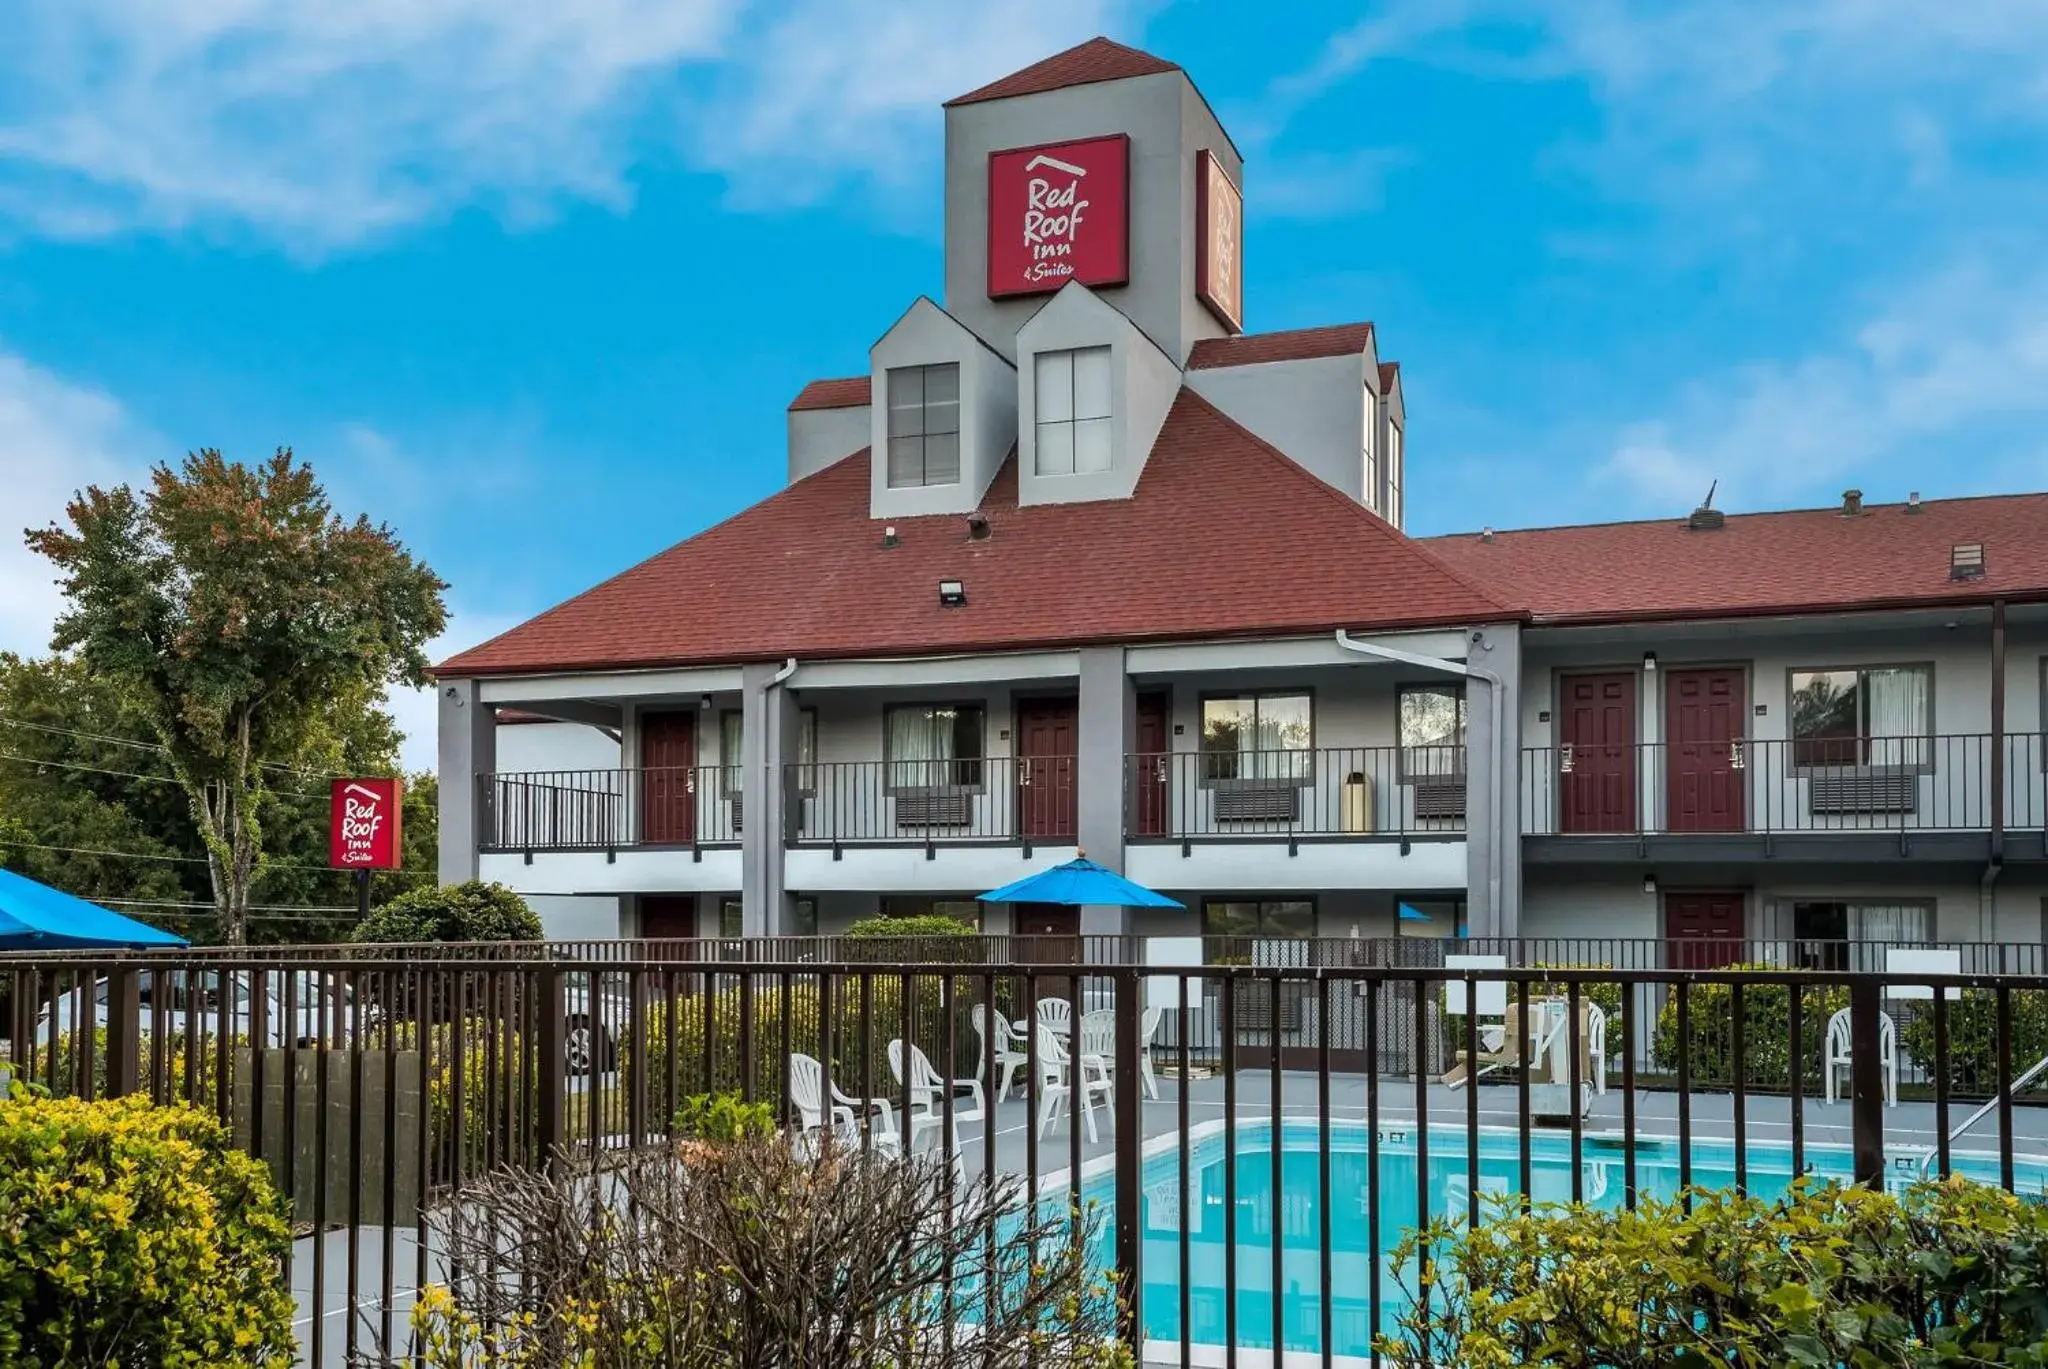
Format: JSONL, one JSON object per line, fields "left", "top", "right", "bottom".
{"left": 1856, "top": 903, "right": 1930, "bottom": 944}
{"left": 1251, "top": 698, "right": 1311, "bottom": 781}
{"left": 886, "top": 711, "right": 946, "bottom": 788}
{"left": 1864, "top": 668, "right": 1929, "bottom": 767}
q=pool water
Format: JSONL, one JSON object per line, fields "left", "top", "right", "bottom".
{"left": 1061, "top": 1120, "right": 2048, "bottom": 1360}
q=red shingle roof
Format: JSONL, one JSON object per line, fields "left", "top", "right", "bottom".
{"left": 789, "top": 376, "right": 870, "bottom": 411}
{"left": 1186, "top": 323, "right": 1376, "bottom": 370}
{"left": 1425, "top": 494, "right": 2048, "bottom": 625}
{"left": 946, "top": 37, "right": 1179, "bottom": 107}
{"left": 1379, "top": 361, "right": 1401, "bottom": 391}
{"left": 436, "top": 390, "right": 1511, "bottom": 677}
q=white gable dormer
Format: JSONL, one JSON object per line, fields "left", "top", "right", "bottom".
{"left": 869, "top": 297, "right": 1017, "bottom": 520}
{"left": 1015, "top": 282, "right": 1181, "bottom": 507}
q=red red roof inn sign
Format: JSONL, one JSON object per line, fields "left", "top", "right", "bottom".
{"left": 987, "top": 135, "right": 1130, "bottom": 297}
{"left": 330, "top": 777, "right": 403, "bottom": 869}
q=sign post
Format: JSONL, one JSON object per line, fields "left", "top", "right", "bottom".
{"left": 330, "top": 778, "right": 404, "bottom": 924}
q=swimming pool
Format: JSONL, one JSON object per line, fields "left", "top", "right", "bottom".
{"left": 1055, "top": 1119, "right": 2048, "bottom": 1363}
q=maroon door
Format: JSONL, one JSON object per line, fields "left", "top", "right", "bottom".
{"left": 1016, "top": 697, "right": 1079, "bottom": 840}
{"left": 1665, "top": 891, "right": 1745, "bottom": 969}
{"left": 639, "top": 712, "right": 698, "bottom": 844}
{"left": 640, "top": 895, "right": 696, "bottom": 940}
{"left": 1665, "top": 668, "right": 1746, "bottom": 832}
{"left": 1134, "top": 691, "right": 1170, "bottom": 837}
{"left": 1559, "top": 672, "right": 1638, "bottom": 833}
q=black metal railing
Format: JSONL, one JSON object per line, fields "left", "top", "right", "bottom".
{"left": 1522, "top": 733, "right": 2047, "bottom": 837}
{"left": 1128, "top": 745, "right": 1468, "bottom": 843}
{"left": 793, "top": 756, "right": 1075, "bottom": 848}
{"left": 479, "top": 765, "right": 739, "bottom": 851}
{"left": 6, "top": 944, "right": 2047, "bottom": 1365}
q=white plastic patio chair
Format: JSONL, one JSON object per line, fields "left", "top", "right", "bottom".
{"left": 1139, "top": 1004, "right": 1163, "bottom": 1100}
{"left": 1033, "top": 1020, "right": 1112, "bottom": 1143}
{"left": 1078, "top": 1008, "right": 1116, "bottom": 1068}
{"left": 1823, "top": 1006, "right": 1898, "bottom": 1107}
{"left": 1585, "top": 1002, "right": 1608, "bottom": 1096}
{"left": 1035, "top": 996, "right": 1073, "bottom": 1038}
{"left": 789, "top": 1052, "right": 899, "bottom": 1151}
{"left": 971, "top": 1003, "right": 1029, "bottom": 1104}
{"left": 888, "top": 1039, "right": 986, "bottom": 1152}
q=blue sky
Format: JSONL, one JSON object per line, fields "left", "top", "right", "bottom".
{"left": 3, "top": 2, "right": 2047, "bottom": 766}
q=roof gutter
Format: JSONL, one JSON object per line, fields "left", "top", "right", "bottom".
{"left": 1334, "top": 629, "right": 1506, "bottom": 934}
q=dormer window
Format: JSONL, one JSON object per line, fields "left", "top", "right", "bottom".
{"left": 1363, "top": 388, "right": 1380, "bottom": 514}
{"left": 1387, "top": 421, "right": 1404, "bottom": 528}
{"left": 1033, "top": 346, "right": 1113, "bottom": 476}
{"left": 886, "top": 363, "right": 961, "bottom": 488}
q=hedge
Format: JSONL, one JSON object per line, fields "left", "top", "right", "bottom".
{"left": 1388, "top": 1177, "right": 2048, "bottom": 1366}
{"left": 1652, "top": 966, "right": 1849, "bottom": 1089}
{"left": 0, "top": 1091, "right": 296, "bottom": 1367}
{"left": 1898, "top": 987, "right": 2048, "bottom": 1096}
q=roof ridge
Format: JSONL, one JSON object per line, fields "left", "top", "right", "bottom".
{"left": 1169, "top": 388, "right": 1517, "bottom": 617}
{"left": 434, "top": 451, "right": 868, "bottom": 677}
{"left": 1424, "top": 487, "right": 2048, "bottom": 542}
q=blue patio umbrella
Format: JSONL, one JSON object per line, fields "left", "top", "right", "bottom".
{"left": 977, "top": 856, "right": 1183, "bottom": 909}
{"left": 0, "top": 867, "right": 188, "bottom": 951}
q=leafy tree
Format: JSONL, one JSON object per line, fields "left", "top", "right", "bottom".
{"left": 25, "top": 450, "right": 446, "bottom": 942}
{"left": 0, "top": 650, "right": 439, "bottom": 943}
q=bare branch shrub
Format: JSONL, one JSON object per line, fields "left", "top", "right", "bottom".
{"left": 412, "top": 1135, "right": 1132, "bottom": 1368}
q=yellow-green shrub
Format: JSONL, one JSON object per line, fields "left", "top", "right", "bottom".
{"left": 1652, "top": 966, "right": 1848, "bottom": 1089}
{"left": 0, "top": 1090, "right": 295, "bottom": 1367}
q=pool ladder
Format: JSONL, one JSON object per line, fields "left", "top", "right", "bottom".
{"left": 1917, "top": 1050, "right": 2048, "bottom": 1178}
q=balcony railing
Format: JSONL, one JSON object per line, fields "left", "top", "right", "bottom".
{"left": 1127, "top": 746, "right": 1468, "bottom": 842}
{"left": 792, "top": 756, "right": 1074, "bottom": 847}
{"left": 1521, "top": 733, "right": 2048, "bottom": 837}
{"left": 479, "top": 766, "right": 740, "bottom": 852}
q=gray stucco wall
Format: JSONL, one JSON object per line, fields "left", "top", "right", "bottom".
{"left": 943, "top": 70, "right": 1241, "bottom": 366}
{"left": 1185, "top": 352, "right": 1370, "bottom": 504}
{"left": 787, "top": 405, "right": 871, "bottom": 484}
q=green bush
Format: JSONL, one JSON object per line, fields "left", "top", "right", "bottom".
{"left": 673, "top": 1090, "right": 778, "bottom": 1143}
{"left": 1387, "top": 1177, "right": 2048, "bottom": 1367}
{"left": 1899, "top": 988, "right": 2048, "bottom": 1096}
{"left": 0, "top": 1090, "right": 296, "bottom": 1367}
{"left": 844, "top": 913, "right": 977, "bottom": 939}
{"left": 1652, "top": 965, "right": 1848, "bottom": 1089}
{"left": 627, "top": 978, "right": 914, "bottom": 1121}
{"left": 1527, "top": 963, "right": 1624, "bottom": 1025}
{"left": 352, "top": 879, "right": 543, "bottom": 944}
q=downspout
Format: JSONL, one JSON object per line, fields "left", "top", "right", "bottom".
{"left": 1983, "top": 604, "right": 2006, "bottom": 939}
{"left": 1335, "top": 628, "right": 1507, "bottom": 933}
{"left": 770, "top": 658, "right": 799, "bottom": 687}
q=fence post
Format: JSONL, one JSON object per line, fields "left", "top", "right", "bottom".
{"left": 1112, "top": 966, "right": 1143, "bottom": 1357}
{"left": 536, "top": 965, "right": 566, "bottom": 1172}
{"left": 103, "top": 964, "right": 142, "bottom": 1097}
{"left": 1849, "top": 978, "right": 1885, "bottom": 1187}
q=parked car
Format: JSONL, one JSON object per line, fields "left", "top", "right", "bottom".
{"left": 33, "top": 968, "right": 360, "bottom": 1051}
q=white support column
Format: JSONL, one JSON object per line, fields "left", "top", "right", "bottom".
{"left": 1462, "top": 625, "right": 1522, "bottom": 938}
{"left": 436, "top": 678, "right": 495, "bottom": 886}
{"left": 1076, "top": 646, "right": 1134, "bottom": 940}
{"left": 740, "top": 662, "right": 799, "bottom": 936}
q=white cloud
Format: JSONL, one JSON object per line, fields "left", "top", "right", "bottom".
{"left": 1591, "top": 257, "right": 2048, "bottom": 511}
{"left": 0, "top": 0, "right": 1142, "bottom": 247}
{"left": 0, "top": 351, "right": 157, "bottom": 657}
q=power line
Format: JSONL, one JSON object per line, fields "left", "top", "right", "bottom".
{"left": 0, "top": 836, "right": 433, "bottom": 879}
{"left": 0, "top": 713, "right": 367, "bottom": 783}
{"left": 93, "top": 896, "right": 363, "bottom": 913}
{"left": 0, "top": 748, "right": 334, "bottom": 801}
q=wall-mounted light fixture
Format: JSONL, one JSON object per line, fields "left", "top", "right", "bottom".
{"left": 1642, "top": 874, "right": 1659, "bottom": 895}
{"left": 1643, "top": 652, "right": 1659, "bottom": 672}
{"left": 938, "top": 579, "right": 967, "bottom": 608}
